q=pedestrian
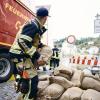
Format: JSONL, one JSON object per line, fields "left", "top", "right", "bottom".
{"left": 50, "top": 45, "right": 60, "bottom": 70}
{"left": 9, "top": 7, "right": 50, "bottom": 100}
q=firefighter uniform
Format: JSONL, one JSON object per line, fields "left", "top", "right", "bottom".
{"left": 50, "top": 46, "right": 60, "bottom": 69}
{"left": 9, "top": 18, "right": 47, "bottom": 100}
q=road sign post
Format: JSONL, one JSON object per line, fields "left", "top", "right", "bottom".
{"left": 67, "top": 35, "right": 76, "bottom": 56}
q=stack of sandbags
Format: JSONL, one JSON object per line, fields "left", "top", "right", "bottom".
{"left": 37, "top": 66, "right": 100, "bottom": 100}
{"left": 59, "top": 87, "right": 83, "bottom": 100}
{"left": 53, "top": 66, "right": 74, "bottom": 80}
{"left": 81, "top": 89, "right": 100, "bottom": 100}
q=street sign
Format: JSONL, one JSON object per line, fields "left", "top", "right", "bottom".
{"left": 94, "top": 19, "right": 100, "bottom": 33}
{"left": 67, "top": 35, "right": 76, "bottom": 44}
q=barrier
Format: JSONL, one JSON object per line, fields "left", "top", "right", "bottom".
{"left": 69, "top": 56, "right": 100, "bottom": 67}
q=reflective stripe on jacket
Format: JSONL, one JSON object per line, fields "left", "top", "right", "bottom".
{"left": 52, "top": 48, "right": 60, "bottom": 59}
{"left": 10, "top": 19, "right": 45, "bottom": 57}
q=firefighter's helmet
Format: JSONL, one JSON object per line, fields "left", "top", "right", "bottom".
{"left": 36, "top": 7, "right": 49, "bottom": 17}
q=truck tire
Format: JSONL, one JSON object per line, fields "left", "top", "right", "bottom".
{"left": 0, "top": 53, "right": 14, "bottom": 83}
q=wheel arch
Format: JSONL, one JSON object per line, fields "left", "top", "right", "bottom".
{"left": 0, "top": 46, "right": 9, "bottom": 54}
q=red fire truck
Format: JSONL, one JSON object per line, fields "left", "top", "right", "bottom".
{"left": 0, "top": 0, "right": 35, "bottom": 82}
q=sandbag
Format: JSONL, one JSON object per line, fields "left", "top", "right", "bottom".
{"left": 54, "top": 72, "right": 71, "bottom": 80}
{"left": 82, "top": 77, "right": 100, "bottom": 92}
{"left": 44, "top": 83, "right": 64, "bottom": 100}
{"left": 39, "top": 46, "right": 53, "bottom": 62}
{"left": 39, "top": 75, "right": 50, "bottom": 81}
{"left": 37, "top": 96, "right": 47, "bottom": 100}
{"left": 59, "top": 87, "right": 83, "bottom": 100}
{"left": 38, "top": 80, "right": 50, "bottom": 96}
{"left": 49, "top": 76, "right": 73, "bottom": 89}
{"left": 83, "top": 74, "right": 100, "bottom": 81}
{"left": 54, "top": 66, "right": 73, "bottom": 76}
{"left": 82, "top": 68, "right": 92, "bottom": 75}
{"left": 81, "top": 89, "right": 100, "bottom": 100}
{"left": 36, "top": 96, "right": 47, "bottom": 100}
{"left": 71, "top": 70, "right": 84, "bottom": 87}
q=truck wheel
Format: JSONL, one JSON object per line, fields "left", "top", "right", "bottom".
{"left": 0, "top": 53, "right": 14, "bottom": 83}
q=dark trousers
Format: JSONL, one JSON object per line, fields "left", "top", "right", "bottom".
{"left": 28, "top": 75, "right": 39, "bottom": 99}
{"left": 50, "top": 58, "right": 59, "bottom": 68}
{"left": 21, "top": 75, "right": 39, "bottom": 100}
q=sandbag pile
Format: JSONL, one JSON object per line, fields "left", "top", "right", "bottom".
{"left": 37, "top": 66, "right": 100, "bottom": 100}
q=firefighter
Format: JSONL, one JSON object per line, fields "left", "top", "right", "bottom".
{"left": 9, "top": 7, "right": 49, "bottom": 100}
{"left": 50, "top": 45, "right": 60, "bottom": 70}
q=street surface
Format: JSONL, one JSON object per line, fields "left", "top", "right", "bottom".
{"left": 0, "top": 81, "right": 19, "bottom": 100}
{"left": 0, "top": 67, "right": 52, "bottom": 100}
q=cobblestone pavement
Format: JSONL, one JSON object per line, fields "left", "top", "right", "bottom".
{"left": 0, "top": 69, "right": 53, "bottom": 100}
{"left": 0, "top": 81, "right": 20, "bottom": 100}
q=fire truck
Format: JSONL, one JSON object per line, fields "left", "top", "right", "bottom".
{"left": 0, "top": 0, "right": 35, "bottom": 82}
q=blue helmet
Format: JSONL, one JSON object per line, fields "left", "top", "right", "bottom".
{"left": 36, "top": 7, "right": 49, "bottom": 17}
